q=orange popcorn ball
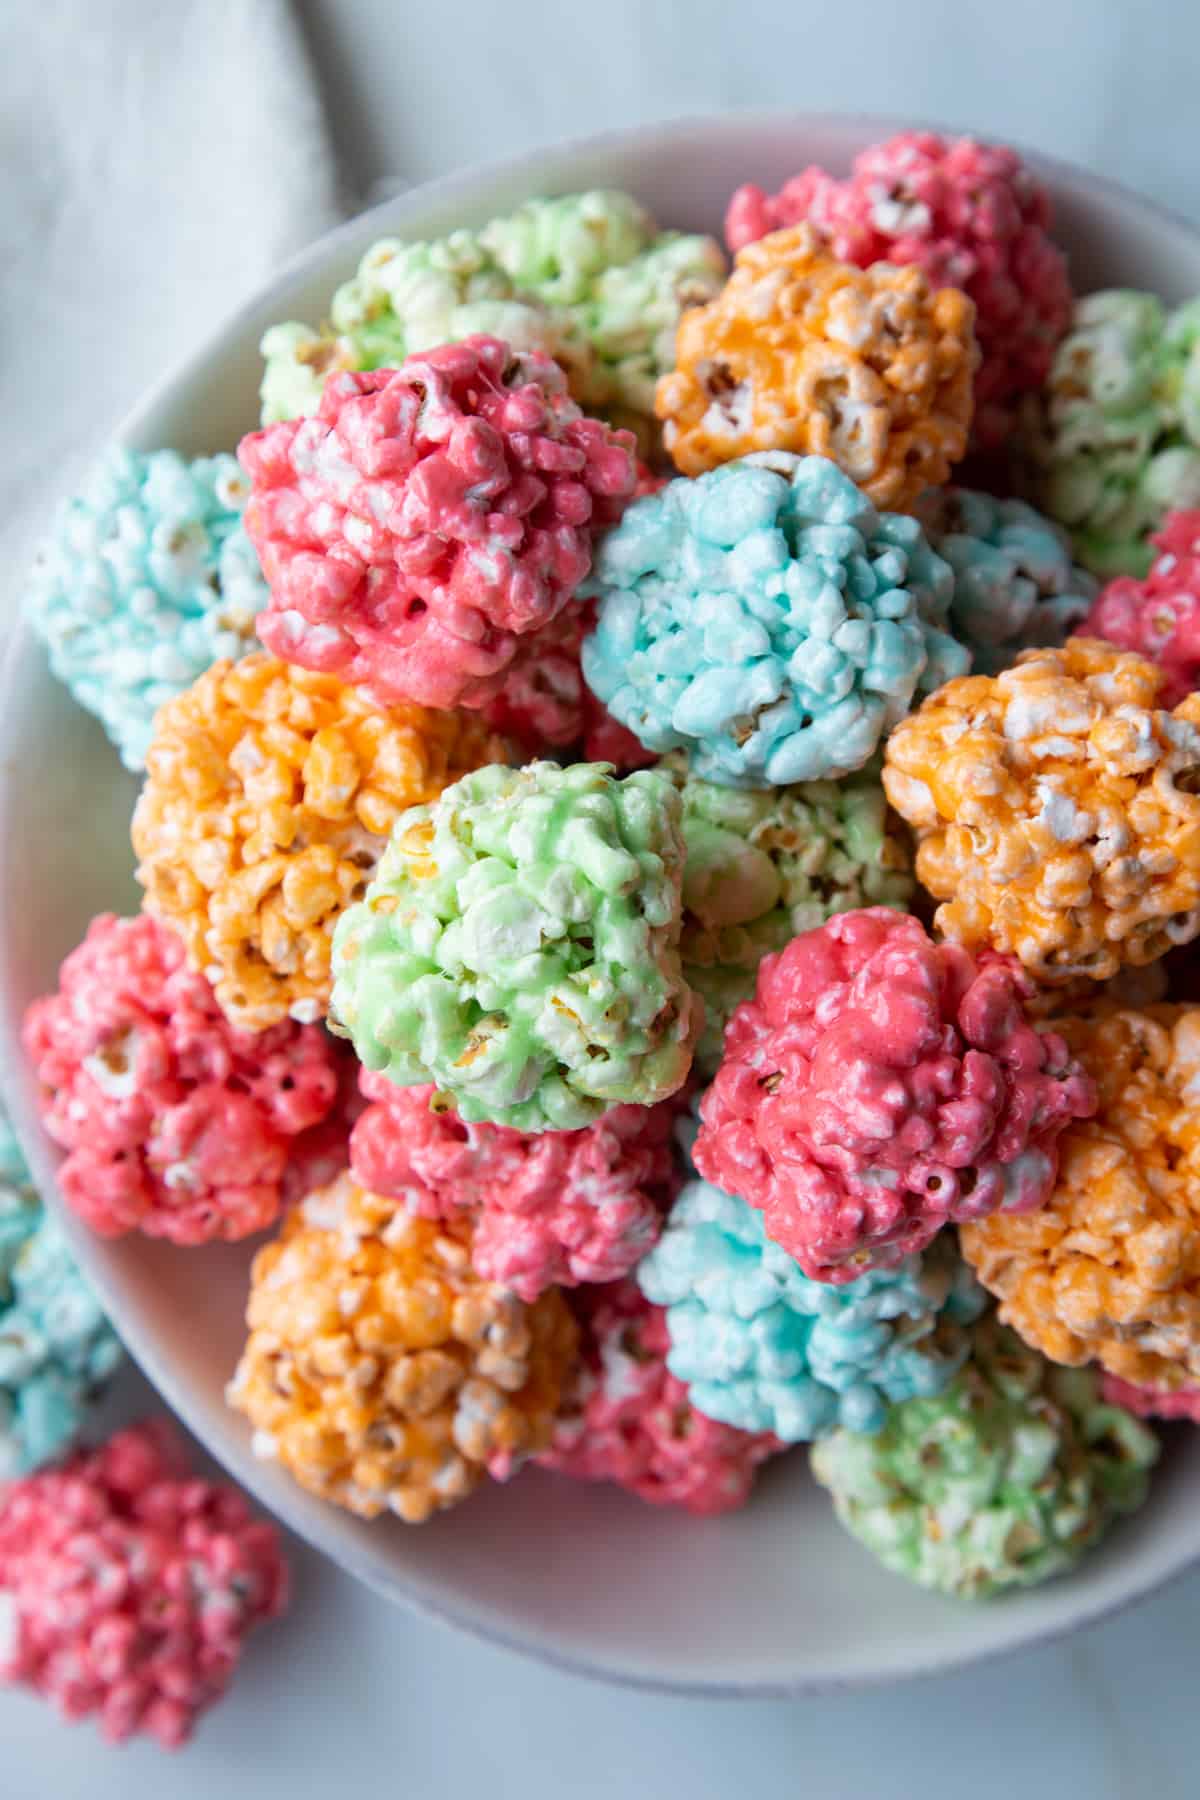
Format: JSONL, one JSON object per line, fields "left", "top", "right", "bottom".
{"left": 132, "top": 653, "right": 505, "bottom": 1031}
{"left": 227, "top": 1173, "right": 578, "bottom": 1522}
{"left": 961, "top": 1005, "right": 1200, "bottom": 1389}
{"left": 884, "top": 638, "right": 1200, "bottom": 982}
{"left": 654, "top": 223, "right": 978, "bottom": 510}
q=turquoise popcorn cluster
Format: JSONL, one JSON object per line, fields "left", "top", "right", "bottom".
{"left": 0, "top": 1118, "right": 122, "bottom": 1478}
{"left": 25, "top": 448, "right": 267, "bottom": 770}
{"left": 915, "top": 486, "right": 1096, "bottom": 674}
{"left": 331, "top": 761, "right": 701, "bottom": 1132}
{"left": 637, "top": 1176, "right": 987, "bottom": 1442}
{"left": 581, "top": 453, "right": 970, "bottom": 787}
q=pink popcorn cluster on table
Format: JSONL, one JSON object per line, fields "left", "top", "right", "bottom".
{"left": 537, "top": 1281, "right": 779, "bottom": 1514}
{"left": 694, "top": 908, "right": 1097, "bottom": 1284}
{"left": 240, "top": 335, "right": 637, "bottom": 711}
{"left": 350, "top": 1076, "right": 682, "bottom": 1302}
{"left": 724, "top": 130, "right": 1073, "bottom": 449}
{"left": 1080, "top": 511, "right": 1200, "bottom": 705}
{"left": 0, "top": 1420, "right": 288, "bottom": 1749}
{"left": 480, "top": 602, "right": 655, "bottom": 767}
{"left": 1101, "top": 1374, "right": 1200, "bottom": 1423}
{"left": 23, "top": 913, "right": 344, "bottom": 1244}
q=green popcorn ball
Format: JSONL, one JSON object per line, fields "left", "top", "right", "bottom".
{"left": 1024, "top": 289, "right": 1200, "bottom": 578}
{"left": 666, "top": 754, "right": 916, "bottom": 1069}
{"left": 331, "top": 760, "right": 702, "bottom": 1131}
{"left": 811, "top": 1316, "right": 1158, "bottom": 1600}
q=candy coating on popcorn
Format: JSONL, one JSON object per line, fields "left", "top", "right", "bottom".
{"left": 242, "top": 337, "right": 636, "bottom": 709}
{"left": 693, "top": 909, "right": 1095, "bottom": 1282}
{"left": 1101, "top": 1373, "right": 1200, "bottom": 1422}
{"left": 0, "top": 1420, "right": 288, "bottom": 1747}
{"left": 655, "top": 224, "right": 977, "bottom": 509}
{"left": 350, "top": 1075, "right": 681, "bottom": 1301}
{"left": 811, "top": 1317, "right": 1157, "bottom": 1598}
{"left": 227, "top": 1174, "right": 577, "bottom": 1521}
{"left": 884, "top": 637, "right": 1200, "bottom": 981}
{"left": 638, "top": 1177, "right": 984, "bottom": 1441}
{"left": 478, "top": 603, "right": 653, "bottom": 767}
{"left": 331, "top": 761, "right": 700, "bottom": 1131}
{"left": 582, "top": 452, "right": 969, "bottom": 787}
{"left": 22, "top": 913, "right": 342, "bottom": 1243}
{"left": 132, "top": 652, "right": 505, "bottom": 1030}
{"left": 1081, "top": 510, "right": 1200, "bottom": 703}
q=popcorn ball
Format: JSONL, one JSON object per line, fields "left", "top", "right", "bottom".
{"left": 25, "top": 448, "right": 267, "bottom": 771}
{"left": 811, "top": 1317, "right": 1157, "bottom": 1598}
{"left": 1023, "top": 290, "right": 1200, "bottom": 577}
{"left": 1080, "top": 510, "right": 1200, "bottom": 702}
{"left": 0, "top": 1420, "right": 288, "bottom": 1747}
{"left": 915, "top": 485, "right": 1096, "bottom": 674}
{"left": 537, "top": 1280, "right": 779, "bottom": 1514}
{"left": 331, "top": 761, "right": 701, "bottom": 1131}
{"left": 227, "top": 1173, "right": 577, "bottom": 1521}
{"left": 638, "top": 1177, "right": 985, "bottom": 1441}
{"left": 0, "top": 1119, "right": 122, "bottom": 1475}
{"left": 1101, "top": 1373, "right": 1200, "bottom": 1422}
{"left": 350, "top": 1075, "right": 681, "bottom": 1301}
{"left": 960, "top": 1003, "right": 1200, "bottom": 1389}
{"left": 132, "top": 652, "right": 505, "bottom": 1030}
{"left": 477, "top": 602, "right": 653, "bottom": 768}
{"left": 582, "top": 452, "right": 969, "bottom": 787}
{"left": 693, "top": 909, "right": 1095, "bottom": 1282}
{"left": 241, "top": 336, "right": 637, "bottom": 710}
{"left": 22, "top": 912, "right": 344, "bottom": 1244}
{"left": 726, "top": 131, "right": 1072, "bottom": 449}
{"left": 665, "top": 754, "right": 916, "bottom": 1068}
{"left": 655, "top": 224, "right": 977, "bottom": 509}
{"left": 883, "top": 637, "right": 1200, "bottom": 982}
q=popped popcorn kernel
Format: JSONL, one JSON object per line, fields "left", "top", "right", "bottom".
{"left": 693, "top": 909, "right": 1095, "bottom": 1282}
{"left": 132, "top": 652, "right": 505, "bottom": 1031}
{"left": 655, "top": 224, "right": 977, "bottom": 510}
{"left": 1081, "top": 509, "right": 1200, "bottom": 702}
{"left": 884, "top": 637, "right": 1200, "bottom": 982}
{"left": 961, "top": 1004, "right": 1200, "bottom": 1389}
{"left": 227, "top": 1174, "right": 578, "bottom": 1521}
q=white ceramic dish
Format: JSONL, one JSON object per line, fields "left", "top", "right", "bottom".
{"left": 4, "top": 114, "right": 1200, "bottom": 1696}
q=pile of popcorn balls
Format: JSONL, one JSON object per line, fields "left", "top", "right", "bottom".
{"left": 17, "top": 125, "right": 1200, "bottom": 1742}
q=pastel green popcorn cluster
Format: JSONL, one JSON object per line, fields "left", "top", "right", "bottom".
{"left": 0, "top": 1117, "right": 123, "bottom": 1477}
{"left": 666, "top": 754, "right": 916, "bottom": 1068}
{"left": 330, "top": 761, "right": 701, "bottom": 1132}
{"left": 915, "top": 486, "right": 1096, "bottom": 675}
{"left": 1023, "top": 289, "right": 1200, "bottom": 578}
{"left": 811, "top": 1316, "right": 1158, "bottom": 1599}
{"left": 637, "top": 1177, "right": 985, "bottom": 1442}
{"left": 25, "top": 447, "right": 267, "bottom": 770}
{"left": 259, "top": 189, "right": 725, "bottom": 433}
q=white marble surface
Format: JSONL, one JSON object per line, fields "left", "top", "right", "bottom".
{"left": 6, "top": 2, "right": 1200, "bottom": 1793}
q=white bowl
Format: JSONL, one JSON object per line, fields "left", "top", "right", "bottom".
{"left": 4, "top": 114, "right": 1200, "bottom": 1696}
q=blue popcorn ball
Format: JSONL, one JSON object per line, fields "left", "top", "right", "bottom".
{"left": 0, "top": 1118, "right": 122, "bottom": 1477}
{"left": 916, "top": 486, "right": 1097, "bottom": 675}
{"left": 26, "top": 447, "right": 268, "bottom": 771}
{"left": 581, "top": 452, "right": 969, "bottom": 787}
{"left": 637, "top": 1177, "right": 985, "bottom": 1442}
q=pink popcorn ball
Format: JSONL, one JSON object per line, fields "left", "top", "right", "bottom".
{"left": 350, "top": 1074, "right": 682, "bottom": 1302}
{"left": 693, "top": 909, "right": 1096, "bottom": 1284}
{"left": 240, "top": 334, "right": 638, "bottom": 710}
{"left": 1079, "top": 511, "right": 1200, "bottom": 704}
{"left": 1101, "top": 1374, "right": 1200, "bottom": 1423}
{"left": 537, "top": 1281, "right": 779, "bottom": 1514}
{"left": 725, "top": 130, "right": 1073, "bottom": 449}
{"left": 479, "top": 602, "right": 655, "bottom": 767}
{"left": 23, "top": 913, "right": 343, "bottom": 1245}
{"left": 0, "top": 1419, "right": 287, "bottom": 1749}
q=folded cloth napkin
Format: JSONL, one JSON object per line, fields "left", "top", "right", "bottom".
{"left": 0, "top": 0, "right": 341, "bottom": 629}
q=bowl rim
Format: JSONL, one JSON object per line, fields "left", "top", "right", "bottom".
{"left": 5, "top": 107, "right": 1200, "bottom": 1698}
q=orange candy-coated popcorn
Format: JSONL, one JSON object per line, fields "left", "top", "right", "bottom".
{"left": 884, "top": 639, "right": 1200, "bottom": 982}
{"left": 961, "top": 1005, "right": 1200, "bottom": 1389}
{"left": 132, "top": 653, "right": 506, "bottom": 1031}
{"left": 654, "top": 224, "right": 977, "bottom": 510}
{"left": 227, "top": 1173, "right": 578, "bottom": 1522}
